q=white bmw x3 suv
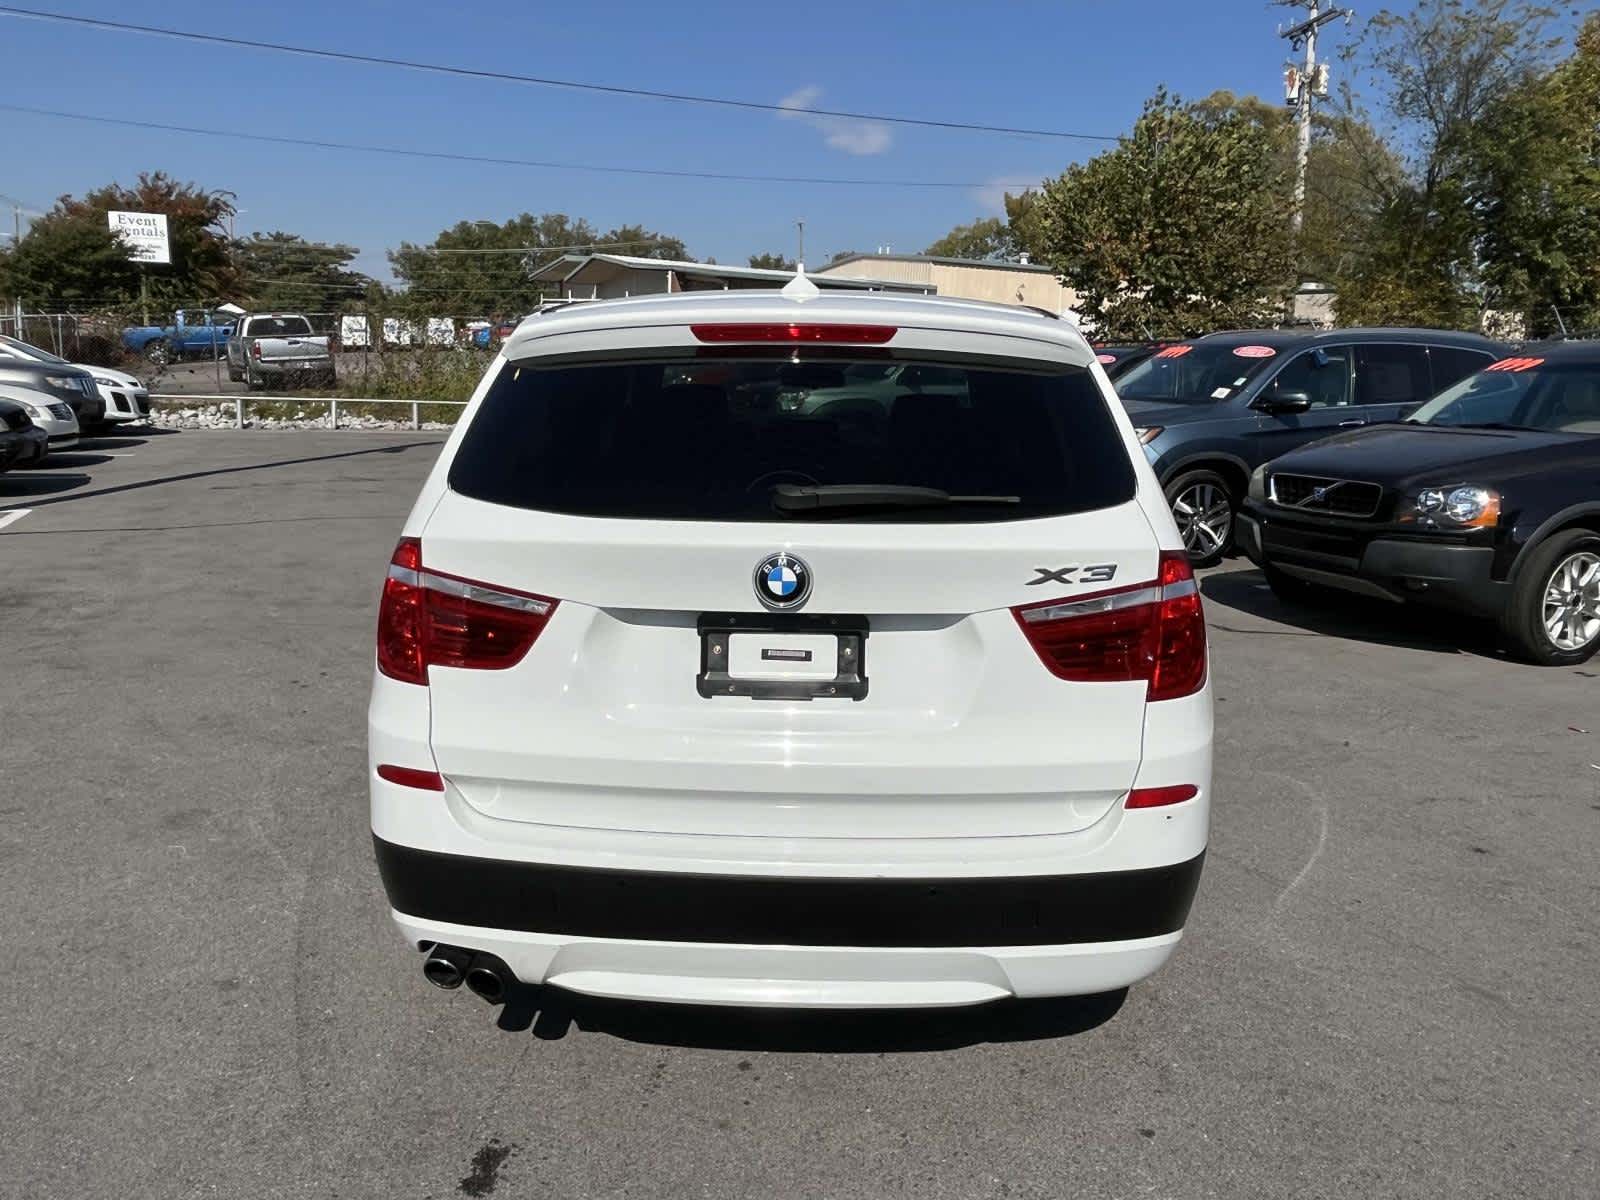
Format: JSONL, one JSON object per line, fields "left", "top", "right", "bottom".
{"left": 369, "top": 285, "right": 1212, "bottom": 1010}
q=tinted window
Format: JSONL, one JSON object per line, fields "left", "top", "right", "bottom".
{"left": 246, "top": 316, "right": 312, "bottom": 337}
{"left": 1411, "top": 361, "right": 1600, "bottom": 433}
{"left": 1266, "top": 346, "right": 1352, "bottom": 408}
{"left": 450, "top": 357, "right": 1136, "bottom": 523}
{"left": 1429, "top": 346, "right": 1495, "bottom": 392}
{"left": 1354, "top": 344, "right": 1430, "bottom": 405}
{"left": 1114, "top": 343, "right": 1281, "bottom": 403}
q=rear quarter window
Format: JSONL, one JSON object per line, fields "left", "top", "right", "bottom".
{"left": 449, "top": 356, "right": 1137, "bottom": 523}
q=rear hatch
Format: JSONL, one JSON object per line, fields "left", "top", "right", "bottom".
{"left": 246, "top": 316, "right": 330, "bottom": 363}
{"left": 410, "top": 347, "right": 1167, "bottom": 843}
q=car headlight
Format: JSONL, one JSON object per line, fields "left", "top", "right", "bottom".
{"left": 1248, "top": 463, "right": 1269, "bottom": 502}
{"left": 93, "top": 376, "right": 119, "bottom": 387}
{"left": 1404, "top": 485, "right": 1500, "bottom": 529}
{"left": 18, "top": 402, "right": 45, "bottom": 420}
{"left": 1134, "top": 426, "right": 1163, "bottom": 445}
{"left": 45, "top": 375, "right": 80, "bottom": 389}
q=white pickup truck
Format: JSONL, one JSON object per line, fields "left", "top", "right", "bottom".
{"left": 226, "top": 313, "right": 335, "bottom": 390}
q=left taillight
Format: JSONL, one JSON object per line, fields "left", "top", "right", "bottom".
{"left": 376, "top": 536, "right": 558, "bottom": 686}
{"left": 1011, "top": 550, "right": 1207, "bottom": 701}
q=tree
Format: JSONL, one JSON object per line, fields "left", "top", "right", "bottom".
{"left": 1034, "top": 89, "right": 1294, "bottom": 339}
{"left": 924, "top": 217, "right": 1013, "bottom": 261}
{"left": 605, "top": 224, "right": 687, "bottom": 261}
{"left": 0, "top": 217, "right": 139, "bottom": 309}
{"left": 389, "top": 213, "right": 689, "bottom": 314}
{"left": 234, "top": 232, "right": 370, "bottom": 312}
{"left": 748, "top": 252, "right": 795, "bottom": 271}
{"left": 1004, "top": 191, "right": 1048, "bottom": 261}
{"left": 1462, "top": 13, "right": 1600, "bottom": 335}
{"left": 1332, "top": 0, "right": 1565, "bottom": 327}
{"left": 0, "top": 171, "right": 239, "bottom": 310}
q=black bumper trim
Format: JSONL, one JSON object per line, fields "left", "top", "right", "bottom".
{"left": 1240, "top": 508, "right": 1509, "bottom": 618}
{"left": 373, "top": 837, "right": 1205, "bottom": 948}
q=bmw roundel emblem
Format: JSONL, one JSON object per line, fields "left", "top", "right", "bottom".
{"left": 753, "top": 552, "right": 812, "bottom": 611}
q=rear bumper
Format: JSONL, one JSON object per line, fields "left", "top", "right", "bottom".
{"left": 375, "top": 837, "right": 1204, "bottom": 948}
{"left": 389, "top": 910, "right": 1188, "bottom": 1008}
{"left": 253, "top": 359, "right": 333, "bottom": 376}
{"left": 1239, "top": 508, "right": 1509, "bottom": 618}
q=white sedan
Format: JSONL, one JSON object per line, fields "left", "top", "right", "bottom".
{"left": 0, "top": 385, "right": 79, "bottom": 452}
{"left": 0, "top": 335, "right": 151, "bottom": 425}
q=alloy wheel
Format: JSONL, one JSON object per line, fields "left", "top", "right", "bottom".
{"left": 1173, "top": 483, "right": 1232, "bottom": 556}
{"left": 1541, "top": 550, "right": 1600, "bottom": 651}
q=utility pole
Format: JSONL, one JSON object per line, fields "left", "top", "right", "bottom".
{"left": 1277, "top": 1, "right": 1352, "bottom": 240}
{"left": 12, "top": 204, "right": 23, "bottom": 335}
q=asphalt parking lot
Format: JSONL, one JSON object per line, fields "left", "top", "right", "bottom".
{"left": 2, "top": 430, "right": 1596, "bottom": 1199}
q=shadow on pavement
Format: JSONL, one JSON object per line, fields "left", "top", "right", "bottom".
{"left": 25, "top": 453, "right": 114, "bottom": 469}
{"left": 491, "top": 986, "right": 1126, "bottom": 1051}
{"left": 1200, "top": 566, "right": 1504, "bottom": 658}
{"left": 79, "top": 432, "right": 166, "bottom": 449}
{"left": 0, "top": 472, "right": 92, "bottom": 498}
{"left": 12, "top": 440, "right": 440, "bottom": 510}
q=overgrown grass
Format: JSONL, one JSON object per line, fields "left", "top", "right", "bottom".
{"left": 334, "top": 345, "right": 492, "bottom": 403}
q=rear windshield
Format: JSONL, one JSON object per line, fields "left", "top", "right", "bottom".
{"left": 1114, "top": 343, "right": 1280, "bottom": 403}
{"left": 246, "top": 316, "right": 312, "bottom": 337}
{"left": 449, "top": 357, "right": 1136, "bottom": 522}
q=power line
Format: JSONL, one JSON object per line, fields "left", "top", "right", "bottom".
{"left": 0, "top": 103, "right": 1007, "bottom": 190}
{"left": 0, "top": 6, "right": 1117, "bottom": 143}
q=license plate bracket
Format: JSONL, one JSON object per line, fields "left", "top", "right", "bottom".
{"left": 697, "top": 612, "right": 868, "bottom": 701}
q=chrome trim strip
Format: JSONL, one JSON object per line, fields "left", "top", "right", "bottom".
{"left": 419, "top": 570, "right": 552, "bottom": 615}
{"left": 1020, "top": 585, "right": 1161, "bottom": 624}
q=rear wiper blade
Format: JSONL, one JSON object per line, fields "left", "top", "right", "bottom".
{"left": 771, "top": 484, "right": 1021, "bottom": 514}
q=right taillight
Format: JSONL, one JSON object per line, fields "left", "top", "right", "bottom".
{"left": 1011, "top": 550, "right": 1206, "bottom": 701}
{"left": 376, "top": 537, "right": 558, "bottom": 685}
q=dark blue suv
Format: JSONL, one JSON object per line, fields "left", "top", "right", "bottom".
{"left": 1114, "top": 328, "right": 1506, "bottom": 565}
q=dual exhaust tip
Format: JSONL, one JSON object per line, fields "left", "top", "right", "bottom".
{"left": 422, "top": 943, "right": 513, "bottom": 1004}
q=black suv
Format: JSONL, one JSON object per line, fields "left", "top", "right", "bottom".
{"left": 1115, "top": 328, "right": 1506, "bottom": 565}
{"left": 1238, "top": 341, "right": 1600, "bottom": 664}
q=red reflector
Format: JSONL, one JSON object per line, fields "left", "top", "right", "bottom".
{"left": 376, "top": 537, "right": 558, "bottom": 686}
{"left": 1126, "top": 784, "right": 1198, "bottom": 809}
{"left": 1011, "top": 551, "right": 1206, "bottom": 700}
{"left": 376, "top": 764, "right": 444, "bottom": 791}
{"left": 689, "top": 323, "right": 896, "bottom": 344}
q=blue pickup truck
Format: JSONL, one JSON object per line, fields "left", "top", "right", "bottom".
{"left": 121, "top": 310, "right": 236, "bottom": 364}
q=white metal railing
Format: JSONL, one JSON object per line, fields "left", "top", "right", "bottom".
{"left": 150, "top": 393, "right": 467, "bottom": 430}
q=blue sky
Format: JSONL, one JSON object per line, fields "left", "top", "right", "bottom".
{"left": 3, "top": 1, "right": 1416, "bottom": 281}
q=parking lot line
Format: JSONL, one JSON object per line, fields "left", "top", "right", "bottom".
{"left": 0, "top": 508, "right": 33, "bottom": 530}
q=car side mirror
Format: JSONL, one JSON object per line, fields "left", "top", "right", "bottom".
{"left": 1257, "top": 390, "right": 1312, "bottom": 415}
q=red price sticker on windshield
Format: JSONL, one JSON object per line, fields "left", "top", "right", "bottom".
{"left": 1485, "top": 357, "right": 1544, "bottom": 372}
{"left": 1232, "top": 345, "right": 1277, "bottom": 358}
{"left": 1155, "top": 344, "right": 1193, "bottom": 359}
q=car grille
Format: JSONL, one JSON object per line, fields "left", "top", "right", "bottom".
{"left": 1269, "top": 473, "right": 1383, "bottom": 519}
{"left": 49, "top": 402, "right": 73, "bottom": 420}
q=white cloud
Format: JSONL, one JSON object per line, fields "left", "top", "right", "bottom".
{"left": 778, "top": 85, "right": 893, "bottom": 157}
{"left": 974, "top": 175, "right": 1041, "bottom": 215}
